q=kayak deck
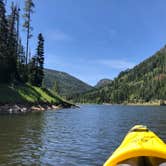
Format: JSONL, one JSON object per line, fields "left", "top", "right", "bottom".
{"left": 104, "top": 125, "right": 166, "bottom": 166}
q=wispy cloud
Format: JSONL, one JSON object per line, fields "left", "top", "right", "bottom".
{"left": 44, "top": 53, "right": 71, "bottom": 68}
{"left": 98, "top": 59, "right": 135, "bottom": 70}
{"left": 44, "top": 54, "right": 136, "bottom": 85}
{"left": 46, "top": 29, "right": 73, "bottom": 42}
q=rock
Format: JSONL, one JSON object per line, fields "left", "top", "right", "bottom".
{"left": 52, "top": 105, "right": 59, "bottom": 110}
{"left": 9, "top": 108, "right": 13, "bottom": 114}
{"left": 21, "top": 107, "right": 28, "bottom": 113}
{"left": 0, "top": 104, "right": 30, "bottom": 114}
{"left": 12, "top": 105, "right": 21, "bottom": 113}
{"left": 31, "top": 105, "right": 45, "bottom": 111}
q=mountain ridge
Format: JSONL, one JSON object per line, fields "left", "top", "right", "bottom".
{"left": 43, "top": 68, "right": 93, "bottom": 97}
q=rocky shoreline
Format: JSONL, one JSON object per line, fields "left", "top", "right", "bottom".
{"left": 0, "top": 103, "right": 73, "bottom": 114}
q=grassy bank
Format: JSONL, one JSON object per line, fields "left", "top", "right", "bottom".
{"left": 123, "top": 99, "right": 166, "bottom": 106}
{"left": 0, "top": 83, "right": 73, "bottom": 108}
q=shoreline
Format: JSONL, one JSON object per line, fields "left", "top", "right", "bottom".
{"left": 78, "top": 102, "right": 166, "bottom": 106}
{"left": 103, "top": 100, "right": 166, "bottom": 106}
{"left": 110, "top": 103, "right": 165, "bottom": 106}
{"left": 0, "top": 103, "right": 76, "bottom": 114}
{"left": 124, "top": 103, "right": 161, "bottom": 106}
{"left": 124, "top": 100, "right": 166, "bottom": 106}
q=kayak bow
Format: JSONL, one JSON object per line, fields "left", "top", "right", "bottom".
{"left": 104, "top": 125, "right": 166, "bottom": 166}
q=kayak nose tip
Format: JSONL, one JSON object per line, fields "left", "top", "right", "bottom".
{"left": 129, "top": 125, "right": 149, "bottom": 132}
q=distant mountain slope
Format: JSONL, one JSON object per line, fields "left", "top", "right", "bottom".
{"left": 71, "top": 46, "right": 166, "bottom": 104}
{"left": 95, "top": 79, "right": 112, "bottom": 88}
{"left": 43, "top": 69, "right": 93, "bottom": 96}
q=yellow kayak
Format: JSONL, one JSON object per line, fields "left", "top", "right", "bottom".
{"left": 104, "top": 125, "right": 166, "bottom": 166}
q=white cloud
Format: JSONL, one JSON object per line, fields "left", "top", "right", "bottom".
{"left": 45, "top": 29, "right": 73, "bottom": 42}
{"left": 98, "top": 59, "right": 135, "bottom": 70}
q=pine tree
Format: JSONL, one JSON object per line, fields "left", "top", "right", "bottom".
{"left": 16, "top": 6, "right": 20, "bottom": 57}
{"left": 7, "top": 2, "right": 18, "bottom": 81}
{"left": 17, "top": 39, "right": 25, "bottom": 64}
{"left": 29, "top": 33, "right": 45, "bottom": 87}
{"left": 0, "top": 0, "right": 9, "bottom": 82}
{"left": 52, "top": 81, "right": 59, "bottom": 94}
{"left": 17, "top": 39, "right": 27, "bottom": 82}
{"left": 36, "top": 33, "right": 44, "bottom": 87}
{"left": 28, "top": 56, "right": 38, "bottom": 85}
{"left": 22, "top": 0, "right": 34, "bottom": 65}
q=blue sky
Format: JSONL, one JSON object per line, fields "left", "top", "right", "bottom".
{"left": 7, "top": 0, "right": 166, "bottom": 85}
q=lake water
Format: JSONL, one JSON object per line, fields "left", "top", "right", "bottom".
{"left": 0, "top": 105, "right": 166, "bottom": 166}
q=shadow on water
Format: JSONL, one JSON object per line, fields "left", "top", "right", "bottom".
{"left": 0, "top": 112, "right": 45, "bottom": 166}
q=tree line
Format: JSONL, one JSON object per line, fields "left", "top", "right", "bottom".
{"left": 0, "top": 0, "right": 44, "bottom": 87}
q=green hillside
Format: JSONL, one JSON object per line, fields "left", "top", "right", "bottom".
{"left": 70, "top": 46, "right": 166, "bottom": 104}
{"left": 43, "top": 69, "right": 93, "bottom": 97}
{"left": 0, "top": 84, "right": 72, "bottom": 107}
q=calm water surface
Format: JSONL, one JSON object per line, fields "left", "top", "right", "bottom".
{"left": 0, "top": 105, "right": 166, "bottom": 166}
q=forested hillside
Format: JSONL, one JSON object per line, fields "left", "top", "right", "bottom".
{"left": 43, "top": 69, "right": 93, "bottom": 97}
{"left": 70, "top": 46, "right": 166, "bottom": 104}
